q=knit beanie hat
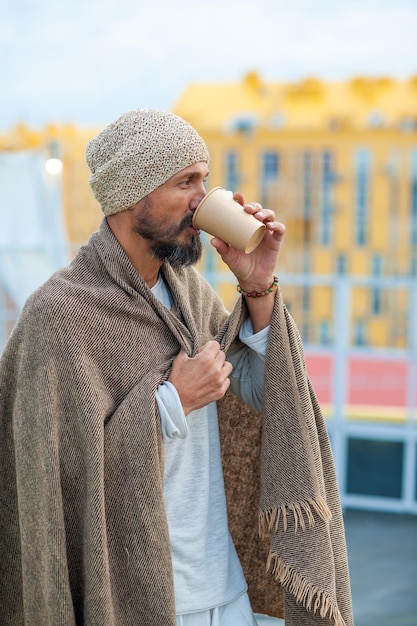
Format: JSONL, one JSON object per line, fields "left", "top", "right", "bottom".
{"left": 86, "top": 109, "right": 210, "bottom": 216}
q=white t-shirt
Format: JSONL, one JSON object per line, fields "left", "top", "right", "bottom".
{"left": 152, "top": 275, "right": 268, "bottom": 615}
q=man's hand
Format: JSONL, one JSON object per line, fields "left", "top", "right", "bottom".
{"left": 168, "top": 341, "right": 233, "bottom": 415}
{"left": 209, "top": 192, "right": 286, "bottom": 333}
{"left": 210, "top": 192, "right": 285, "bottom": 289}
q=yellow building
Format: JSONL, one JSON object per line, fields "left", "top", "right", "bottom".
{"left": 1, "top": 73, "right": 416, "bottom": 348}
{"left": 173, "top": 72, "right": 417, "bottom": 348}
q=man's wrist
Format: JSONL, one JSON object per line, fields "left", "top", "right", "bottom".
{"left": 236, "top": 276, "right": 278, "bottom": 298}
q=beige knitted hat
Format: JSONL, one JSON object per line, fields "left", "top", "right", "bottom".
{"left": 86, "top": 109, "right": 210, "bottom": 216}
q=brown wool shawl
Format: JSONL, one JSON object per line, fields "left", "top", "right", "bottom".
{"left": 0, "top": 219, "right": 353, "bottom": 626}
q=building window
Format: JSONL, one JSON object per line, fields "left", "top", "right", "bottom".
{"left": 366, "top": 109, "right": 385, "bottom": 128}
{"left": 302, "top": 252, "right": 311, "bottom": 273}
{"left": 319, "top": 150, "right": 335, "bottom": 246}
{"left": 401, "top": 117, "right": 417, "bottom": 132}
{"left": 302, "top": 286, "right": 310, "bottom": 312}
{"left": 227, "top": 113, "right": 258, "bottom": 135}
{"left": 410, "top": 150, "right": 417, "bottom": 247}
{"left": 260, "top": 151, "right": 279, "bottom": 204}
{"left": 224, "top": 151, "right": 240, "bottom": 192}
{"left": 301, "top": 152, "right": 314, "bottom": 247}
{"left": 262, "top": 151, "right": 279, "bottom": 180}
{"left": 303, "top": 152, "right": 312, "bottom": 218}
{"left": 347, "top": 438, "right": 404, "bottom": 499}
{"left": 353, "top": 320, "right": 367, "bottom": 346}
{"left": 415, "top": 443, "right": 417, "bottom": 501}
{"left": 268, "top": 112, "right": 286, "bottom": 130}
{"left": 371, "top": 289, "right": 382, "bottom": 315}
{"left": 371, "top": 254, "right": 383, "bottom": 315}
{"left": 336, "top": 254, "right": 347, "bottom": 275}
{"left": 319, "top": 320, "right": 331, "bottom": 345}
{"left": 354, "top": 148, "right": 371, "bottom": 246}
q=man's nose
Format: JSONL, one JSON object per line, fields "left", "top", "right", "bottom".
{"left": 192, "top": 187, "right": 207, "bottom": 212}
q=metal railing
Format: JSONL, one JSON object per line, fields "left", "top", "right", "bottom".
{"left": 202, "top": 264, "right": 417, "bottom": 515}
{"left": 1, "top": 260, "right": 416, "bottom": 515}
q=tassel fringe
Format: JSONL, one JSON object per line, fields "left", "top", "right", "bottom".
{"left": 259, "top": 497, "right": 332, "bottom": 537}
{"left": 266, "top": 552, "right": 347, "bottom": 626}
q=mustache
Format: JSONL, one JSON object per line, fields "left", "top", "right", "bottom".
{"left": 178, "top": 214, "right": 194, "bottom": 232}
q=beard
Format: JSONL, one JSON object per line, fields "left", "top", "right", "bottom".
{"left": 132, "top": 198, "right": 202, "bottom": 267}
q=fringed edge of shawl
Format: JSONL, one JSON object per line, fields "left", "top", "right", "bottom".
{"left": 266, "top": 552, "right": 347, "bottom": 626}
{"left": 259, "top": 497, "right": 332, "bottom": 536}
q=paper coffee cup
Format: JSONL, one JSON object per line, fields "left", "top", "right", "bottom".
{"left": 192, "top": 187, "right": 266, "bottom": 254}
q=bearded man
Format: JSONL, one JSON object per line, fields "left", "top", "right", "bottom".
{"left": 0, "top": 110, "right": 353, "bottom": 626}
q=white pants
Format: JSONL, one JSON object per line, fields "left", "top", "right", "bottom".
{"left": 176, "top": 592, "right": 258, "bottom": 626}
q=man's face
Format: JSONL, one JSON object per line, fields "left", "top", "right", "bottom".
{"left": 131, "top": 162, "right": 209, "bottom": 267}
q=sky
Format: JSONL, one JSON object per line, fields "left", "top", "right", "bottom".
{"left": 2, "top": 0, "right": 417, "bottom": 131}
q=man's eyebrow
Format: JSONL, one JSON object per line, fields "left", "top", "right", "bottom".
{"left": 190, "top": 171, "right": 209, "bottom": 179}
{"left": 177, "top": 169, "right": 210, "bottom": 181}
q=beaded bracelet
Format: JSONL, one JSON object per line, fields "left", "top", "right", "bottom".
{"left": 236, "top": 276, "right": 279, "bottom": 298}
